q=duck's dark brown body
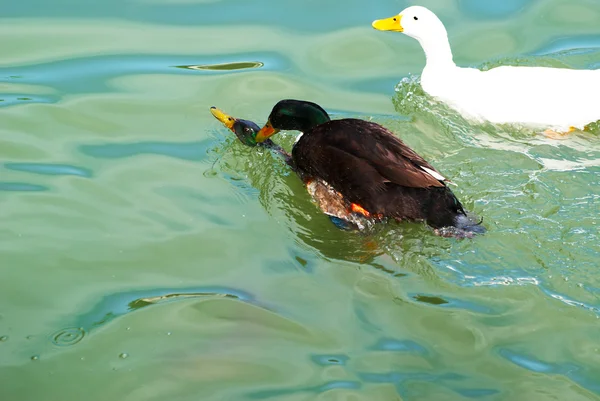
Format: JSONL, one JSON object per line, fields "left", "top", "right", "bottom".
{"left": 291, "top": 118, "right": 467, "bottom": 229}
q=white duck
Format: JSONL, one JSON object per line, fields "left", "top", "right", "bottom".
{"left": 372, "top": 6, "right": 600, "bottom": 137}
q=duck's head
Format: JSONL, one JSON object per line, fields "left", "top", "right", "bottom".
{"left": 372, "top": 6, "right": 447, "bottom": 43}
{"left": 255, "top": 99, "right": 331, "bottom": 143}
{"left": 210, "top": 106, "right": 261, "bottom": 147}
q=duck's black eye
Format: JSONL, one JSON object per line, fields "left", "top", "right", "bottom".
{"left": 393, "top": 18, "right": 397, "bottom": 21}
{"left": 414, "top": 16, "right": 418, "bottom": 20}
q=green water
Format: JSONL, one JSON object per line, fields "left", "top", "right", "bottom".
{"left": 1, "top": 0, "right": 600, "bottom": 399}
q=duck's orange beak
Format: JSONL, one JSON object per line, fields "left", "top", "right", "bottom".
{"left": 255, "top": 121, "right": 279, "bottom": 143}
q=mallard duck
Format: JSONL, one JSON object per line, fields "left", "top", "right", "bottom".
{"left": 211, "top": 100, "right": 485, "bottom": 237}
{"left": 372, "top": 6, "right": 600, "bottom": 137}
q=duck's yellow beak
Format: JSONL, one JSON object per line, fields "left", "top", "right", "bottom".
{"left": 210, "top": 106, "right": 236, "bottom": 131}
{"left": 372, "top": 14, "right": 403, "bottom": 32}
{"left": 255, "top": 120, "right": 279, "bottom": 143}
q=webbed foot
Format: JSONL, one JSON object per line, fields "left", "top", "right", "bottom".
{"left": 328, "top": 215, "right": 360, "bottom": 231}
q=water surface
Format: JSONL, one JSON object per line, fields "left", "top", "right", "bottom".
{"left": 1, "top": 0, "right": 599, "bottom": 400}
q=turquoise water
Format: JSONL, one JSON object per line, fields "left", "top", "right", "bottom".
{"left": 1, "top": 0, "right": 599, "bottom": 399}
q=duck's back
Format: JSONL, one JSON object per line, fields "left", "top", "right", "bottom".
{"left": 425, "top": 65, "right": 600, "bottom": 130}
{"left": 292, "top": 119, "right": 443, "bottom": 188}
{"left": 291, "top": 119, "right": 467, "bottom": 226}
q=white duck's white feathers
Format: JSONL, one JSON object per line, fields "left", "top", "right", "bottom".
{"left": 422, "top": 63, "right": 600, "bottom": 130}
{"left": 379, "top": 6, "right": 600, "bottom": 131}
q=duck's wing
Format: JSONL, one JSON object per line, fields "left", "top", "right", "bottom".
{"left": 295, "top": 119, "right": 446, "bottom": 189}
{"left": 299, "top": 144, "right": 388, "bottom": 193}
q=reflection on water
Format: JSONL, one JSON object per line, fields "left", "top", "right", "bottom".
{"left": 175, "top": 61, "right": 264, "bottom": 71}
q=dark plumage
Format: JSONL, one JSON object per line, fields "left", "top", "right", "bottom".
{"left": 291, "top": 118, "right": 464, "bottom": 228}
{"left": 211, "top": 100, "right": 485, "bottom": 236}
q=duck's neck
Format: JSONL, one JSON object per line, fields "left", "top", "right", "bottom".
{"left": 419, "top": 34, "right": 455, "bottom": 71}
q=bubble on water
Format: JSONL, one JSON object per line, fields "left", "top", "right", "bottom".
{"left": 31, "top": 355, "right": 39, "bottom": 361}
{"left": 166, "top": 332, "right": 172, "bottom": 336}
{"left": 0, "top": 336, "right": 8, "bottom": 342}
{"left": 51, "top": 327, "right": 85, "bottom": 347}
{"left": 119, "top": 353, "right": 129, "bottom": 359}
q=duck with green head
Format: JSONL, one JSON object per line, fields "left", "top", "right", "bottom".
{"left": 211, "top": 99, "right": 485, "bottom": 237}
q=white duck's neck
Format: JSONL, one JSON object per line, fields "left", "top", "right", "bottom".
{"left": 418, "top": 34, "right": 455, "bottom": 70}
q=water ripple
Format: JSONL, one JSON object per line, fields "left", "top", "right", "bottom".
{"left": 0, "top": 94, "right": 58, "bottom": 107}
{"left": 175, "top": 61, "right": 264, "bottom": 71}
{"left": 4, "top": 163, "right": 92, "bottom": 178}
{"left": 542, "top": 289, "right": 600, "bottom": 315}
{"left": 498, "top": 348, "right": 600, "bottom": 394}
{"left": 437, "top": 258, "right": 600, "bottom": 315}
{"left": 370, "top": 338, "right": 429, "bottom": 355}
{"left": 412, "top": 293, "right": 498, "bottom": 314}
{"left": 310, "top": 354, "right": 349, "bottom": 366}
{"left": 68, "top": 286, "right": 263, "bottom": 333}
{"left": 359, "top": 371, "right": 466, "bottom": 384}
{"left": 0, "top": 53, "right": 289, "bottom": 94}
{"left": 532, "top": 35, "right": 600, "bottom": 56}
{"left": 78, "top": 138, "right": 213, "bottom": 161}
{"left": 0, "top": 182, "right": 49, "bottom": 192}
{"left": 247, "top": 380, "right": 362, "bottom": 399}
{"left": 454, "top": 388, "right": 501, "bottom": 398}
{"left": 51, "top": 327, "right": 86, "bottom": 347}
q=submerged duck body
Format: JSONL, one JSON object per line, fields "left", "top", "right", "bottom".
{"left": 373, "top": 6, "right": 600, "bottom": 132}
